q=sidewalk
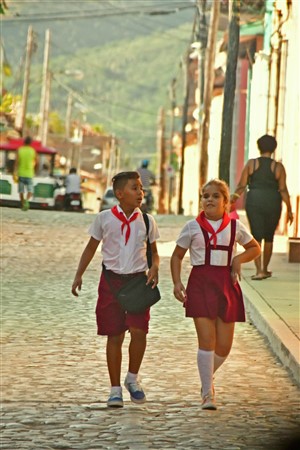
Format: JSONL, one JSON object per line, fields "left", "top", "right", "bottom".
{"left": 237, "top": 213, "right": 300, "bottom": 386}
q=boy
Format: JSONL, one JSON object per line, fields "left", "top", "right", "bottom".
{"left": 71, "top": 171, "right": 160, "bottom": 407}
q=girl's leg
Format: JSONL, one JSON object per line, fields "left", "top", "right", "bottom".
{"left": 106, "top": 332, "right": 125, "bottom": 386}
{"left": 194, "top": 317, "right": 216, "bottom": 397}
{"left": 215, "top": 318, "right": 235, "bottom": 370}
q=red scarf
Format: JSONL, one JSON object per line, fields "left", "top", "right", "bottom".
{"left": 196, "top": 211, "right": 231, "bottom": 248}
{"left": 111, "top": 205, "right": 139, "bottom": 245}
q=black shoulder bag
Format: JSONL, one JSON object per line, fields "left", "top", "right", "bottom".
{"left": 103, "top": 213, "right": 161, "bottom": 314}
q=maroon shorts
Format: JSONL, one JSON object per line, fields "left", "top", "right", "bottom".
{"left": 185, "top": 265, "right": 246, "bottom": 322}
{"left": 95, "top": 272, "right": 150, "bottom": 336}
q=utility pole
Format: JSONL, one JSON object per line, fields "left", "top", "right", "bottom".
{"left": 106, "top": 135, "right": 116, "bottom": 189}
{"left": 178, "top": 56, "right": 190, "bottom": 215}
{"left": 168, "top": 78, "right": 176, "bottom": 214}
{"left": 65, "top": 92, "right": 73, "bottom": 140}
{"left": 157, "top": 107, "right": 167, "bottom": 214}
{"left": 16, "top": 25, "right": 34, "bottom": 136}
{"left": 218, "top": 0, "right": 240, "bottom": 184}
{"left": 38, "top": 29, "right": 51, "bottom": 146}
{"left": 199, "top": 0, "right": 220, "bottom": 188}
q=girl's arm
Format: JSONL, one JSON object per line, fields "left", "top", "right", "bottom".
{"left": 170, "top": 245, "right": 188, "bottom": 303}
{"left": 231, "top": 238, "right": 261, "bottom": 284}
{"left": 72, "top": 237, "right": 100, "bottom": 297}
{"left": 147, "top": 241, "right": 160, "bottom": 287}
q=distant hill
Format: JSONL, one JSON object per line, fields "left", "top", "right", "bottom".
{"left": 2, "top": 1, "right": 196, "bottom": 167}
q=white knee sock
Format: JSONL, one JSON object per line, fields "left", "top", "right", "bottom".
{"left": 214, "top": 353, "right": 227, "bottom": 373}
{"left": 197, "top": 349, "right": 214, "bottom": 397}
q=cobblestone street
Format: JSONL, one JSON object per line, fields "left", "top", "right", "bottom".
{"left": 1, "top": 208, "right": 299, "bottom": 450}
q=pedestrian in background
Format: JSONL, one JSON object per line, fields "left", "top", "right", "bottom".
{"left": 137, "top": 159, "right": 156, "bottom": 213}
{"left": 64, "top": 167, "right": 82, "bottom": 209}
{"left": 71, "top": 171, "right": 160, "bottom": 408}
{"left": 231, "top": 134, "right": 293, "bottom": 280}
{"left": 136, "top": 159, "right": 156, "bottom": 189}
{"left": 14, "top": 136, "right": 37, "bottom": 211}
{"left": 65, "top": 167, "right": 81, "bottom": 194}
{"left": 170, "top": 179, "right": 260, "bottom": 410}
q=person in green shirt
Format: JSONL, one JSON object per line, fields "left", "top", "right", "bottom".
{"left": 15, "top": 136, "right": 37, "bottom": 211}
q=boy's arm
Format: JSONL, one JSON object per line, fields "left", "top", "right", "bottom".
{"left": 146, "top": 241, "right": 159, "bottom": 287}
{"left": 72, "top": 237, "right": 100, "bottom": 297}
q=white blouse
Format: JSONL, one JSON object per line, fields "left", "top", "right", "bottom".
{"left": 176, "top": 218, "right": 253, "bottom": 266}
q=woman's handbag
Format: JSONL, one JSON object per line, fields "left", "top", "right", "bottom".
{"left": 102, "top": 213, "right": 161, "bottom": 314}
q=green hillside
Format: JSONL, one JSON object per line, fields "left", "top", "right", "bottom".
{"left": 2, "top": 1, "right": 196, "bottom": 167}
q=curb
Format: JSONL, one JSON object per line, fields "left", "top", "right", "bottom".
{"left": 241, "top": 279, "right": 300, "bottom": 387}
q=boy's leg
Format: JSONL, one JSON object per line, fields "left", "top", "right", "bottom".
{"left": 128, "top": 327, "right": 147, "bottom": 374}
{"left": 106, "top": 333, "right": 125, "bottom": 386}
{"left": 106, "top": 333, "right": 125, "bottom": 408}
{"left": 124, "top": 327, "right": 147, "bottom": 403}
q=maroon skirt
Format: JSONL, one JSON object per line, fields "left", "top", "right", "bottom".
{"left": 185, "top": 265, "right": 246, "bottom": 322}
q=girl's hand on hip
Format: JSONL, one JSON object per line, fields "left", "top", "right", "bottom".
{"left": 231, "top": 257, "right": 241, "bottom": 284}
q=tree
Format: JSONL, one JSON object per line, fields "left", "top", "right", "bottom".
{"left": 218, "top": 0, "right": 240, "bottom": 184}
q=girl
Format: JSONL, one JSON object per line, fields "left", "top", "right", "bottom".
{"left": 170, "top": 179, "right": 260, "bottom": 410}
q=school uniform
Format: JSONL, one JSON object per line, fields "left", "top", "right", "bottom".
{"left": 88, "top": 205, "right": 160, "bottom": 336}
{"left": 176, "top": 217, "right": 253, "bottom": 322}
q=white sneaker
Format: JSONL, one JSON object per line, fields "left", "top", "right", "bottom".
{"left": 107, "top": 393, "right": 124, "bottom": 408}
{"left": 201, "top": 390, "right": 217, "bottom": 410}
{"left": 124, "top": 377, "right": 146, "bottom": 404}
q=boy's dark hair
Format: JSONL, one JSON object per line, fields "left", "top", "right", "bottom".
{"left": 70, "top": 167, "right": 77, "bottom": 174}
{"left": 24, "top": 136, "right": 32, "bottom": 145}
{"left": 257, "top": 134, "right": 277, "bottom": 153}
{"left": 112, "top": 171, "right": 140, "bottom": 194}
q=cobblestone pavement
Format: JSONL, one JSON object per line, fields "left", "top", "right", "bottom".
{"left": 1, "top": 208, "right": 299, "bottom": 450}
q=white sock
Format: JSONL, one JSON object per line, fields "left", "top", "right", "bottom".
{"left": 214, "top": 353, "right": 227, "bottom": 373}
{"left": 110, "top": 386, "right": 122, "bottom": 396}
{"left": 197, "top": 349, "right": 214, "bottom": 397}
{"left": 126, "top": 371, "right": 138, "bottom": 383}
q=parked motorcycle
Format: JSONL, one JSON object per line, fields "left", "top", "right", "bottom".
{"left": 64, "top": 192, "right": 83, "bottom": 212}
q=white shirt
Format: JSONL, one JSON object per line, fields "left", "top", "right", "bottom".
{"left": 65, "top": 173, "right": 81, "bottom": 194}
{"left": 176, "top": 218, "right": 253, "bottom": 266}
{"left": 88, "top": 206, "right": 160, "bottom": 274}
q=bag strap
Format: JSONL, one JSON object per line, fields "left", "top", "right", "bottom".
{"left": 143, "top": 212, "right": 152, "bottom": 268}
{"left": 103, "top": 213, "right": 152, "bottom": 293}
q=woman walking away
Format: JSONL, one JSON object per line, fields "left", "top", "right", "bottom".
{"left": 170, "top": 179, "right": 260, "bottom": 410}
{"left": 231, "top": 134, "right": 293, "bottom": 280}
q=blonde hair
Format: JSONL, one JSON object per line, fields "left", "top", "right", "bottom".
{"left": 201, "top": 179, "right": 230, "bottom": 212}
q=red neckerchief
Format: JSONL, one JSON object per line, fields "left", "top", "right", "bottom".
{"left": 111, "top": 205, "right": 139, "bottom": 245}
{"left": 196, "top": 211, "right": 231, "bottom": 248}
